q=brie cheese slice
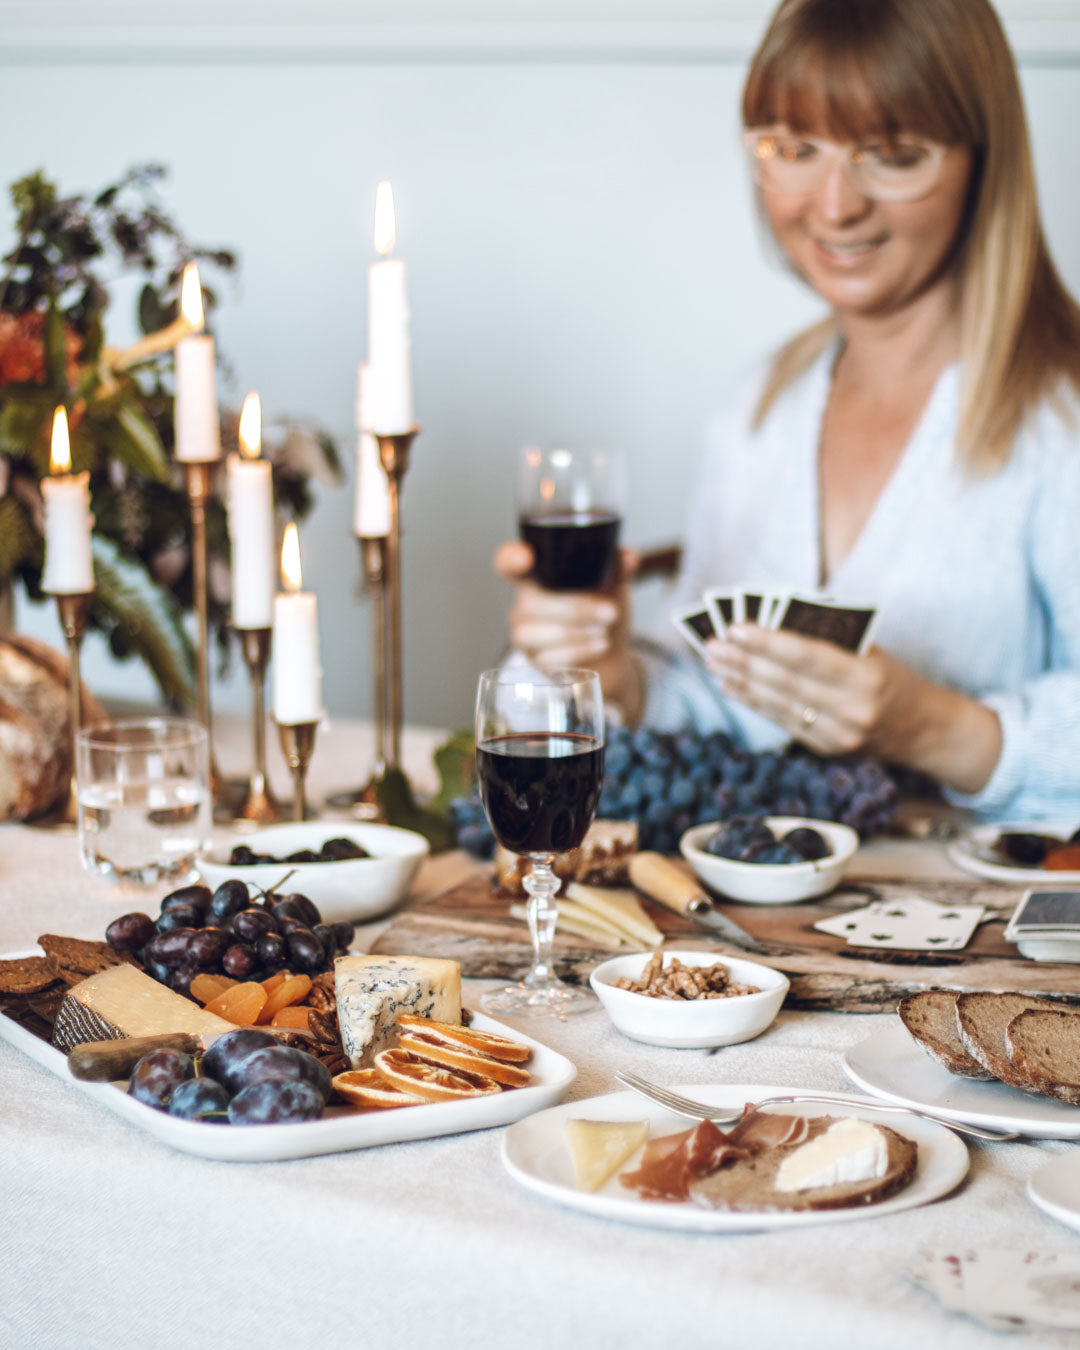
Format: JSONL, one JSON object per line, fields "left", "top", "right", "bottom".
{"left": 774, "top": 1118, "right": 889, "bottom": 1192}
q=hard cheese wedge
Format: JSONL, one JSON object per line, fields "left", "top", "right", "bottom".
{"left": 563, "top": 883, "right": 664, "bottom": 947}
{"left": 565, "top": 1118, "right": 650, "bottom": 1192}
{"left": 335, "top": 954, "right": 462, "bottom": 1069}
{"left": 51, "top": 964, "right": 233, "bottom": 1053}
{"left": 510, "top": 902, "right": 623, "bottom": 950}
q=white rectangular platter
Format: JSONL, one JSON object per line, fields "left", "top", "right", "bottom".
{"left": 0, "top": 1004, "right": 576, "bottom": 1163}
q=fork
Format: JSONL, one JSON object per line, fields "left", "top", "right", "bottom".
{"left": 614, "top": 1069, "right": 1021, "bottom": 1142}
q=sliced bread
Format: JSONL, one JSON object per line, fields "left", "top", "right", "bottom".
{"left": 956, "top": 992, "right": 1064, "bottom": 1093}
{"left": 1005, "top": 1008, "right": 1080, "bottom": 1106}
{"left": 897, "top": 989, "right": 995, "bottom": 1080}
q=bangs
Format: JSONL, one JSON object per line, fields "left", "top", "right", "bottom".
{"left": 742, "top": 2, "right": 980, "bottom": 146}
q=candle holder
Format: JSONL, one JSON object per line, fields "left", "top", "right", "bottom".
{"left": 324, "top": 535, "right": 388, "bottom": 819}
{"left": 30, "top": 591, "right": 93, "bottom": 831}
{"left": 234, "top": 627, "right": 285, "bottom": 824}
{"left": 276, "top": 719, "right": 319, "bottom": 822}
{"left": 374, "top": 427, "right": 418, "bottom": 770}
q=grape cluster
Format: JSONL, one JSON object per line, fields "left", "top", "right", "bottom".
{"left": 448, "top": 727, "right": 900, "bottom": 857}
{"left": 228, "top": 836, "right": 370, "bottom": 866}
{"left": 105, "top": 880, "right": 354, "bottom": 998}
{"left": 128, "top": 1029, "right": 331, "bottom": 1125}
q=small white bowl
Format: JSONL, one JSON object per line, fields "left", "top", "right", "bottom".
{"left": 197, "top": 821, "right": 429, "bottom": 924}
{"left": 679, "top": 816, "right": 858, "bottom": 905}
{"left": 589, "top": 949, "right": 789, "bottom": 1048}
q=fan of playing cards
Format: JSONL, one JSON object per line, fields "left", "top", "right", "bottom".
{"left": 673, "top": 585, "right": 877, "bottom": 661}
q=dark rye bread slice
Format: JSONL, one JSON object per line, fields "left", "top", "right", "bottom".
{"left": 898, "top": 989, "right": 994, "bottom": 1080}
{"left": 1005, "top": 1009, "right": 1080, "bottom": 1106}
{"left": 687, "top": 1116, "right": 917, "bottom": 1213}
{"left": 956, "top": 992, "right": 1072, "bottom": 1092}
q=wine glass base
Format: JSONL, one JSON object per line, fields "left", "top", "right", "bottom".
{"left": 481, "top": 979, "right": 595, "bottom": 1019}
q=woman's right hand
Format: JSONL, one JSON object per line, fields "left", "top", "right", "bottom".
{"left": 494, "top": 540, "right": 643, "bottom": 722}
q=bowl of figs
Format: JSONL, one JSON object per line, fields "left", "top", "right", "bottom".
{"left": 679, "top": 814, "right": 858, "bottom": 904}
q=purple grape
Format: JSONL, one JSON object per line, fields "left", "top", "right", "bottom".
{"left": 106, "top": 911, "right": 156, "bottom": 954}
{"left": 187, "top": 926, "right": 230, "bottom": 969}
{"left": 221, "top": 943, "right": 258, "bottom": 980}
{"left": 229, "top": 907, "right": 278, "bottom": 943}
{"left": 285, "top": 929, "right": 325, "bottom": 973}
{"left": 281, "top": 892, "right": 322, "bottom": 927}
{"left": 155, "top": 904, "right": 204, "bottom": 934}
{"left": 144, "top": 928, "right": 199, "bottom": 969}
{"left": 160, "top": 884, "right": 212, "bottom": 917}
{"left": 256, "top": 931, "right": 286, "bottom": 971}
{"left": 210, "top": 879, "right": 251, "bottom": 923}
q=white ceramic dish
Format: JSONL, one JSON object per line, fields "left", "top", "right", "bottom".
{"left": 947, "top": 822, "right": 1080, "bottom": 885}
{"left": 197, "top": 821, "right": 429, "bottom": 924}
{"left": 844, "top": 1021, "right": 1080, "bottom": 1139}
{"left": 0, "top": 994, "right": 575, "bottom": 1163}
{"left": 589, "top": 949, "right": 789, "bottom": 1048}
{"left": 679, "top": 817, "right": 858, "bottom": 905}
{"left": 1028, "top": 1155, "right": 1080, "bottom": 1232}
{"left": 501, "top": 1082, "right": 968, "bottom": 1232}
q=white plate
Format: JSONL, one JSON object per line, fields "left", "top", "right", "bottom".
{"left": 0, "top": 997, "right": 576, "bottom": 1163}
{"left": 844, "top": 1021, "right": 1080, "bottom": 1140}
{"left": 501, "top": 1082, "right": 968, "bottom": 1232}
{"left": 1028, "top": 1155, "right": 1080, "bottom": 1232}
{"left": 947, "top": 822, "right": 1080, "bottom": 885}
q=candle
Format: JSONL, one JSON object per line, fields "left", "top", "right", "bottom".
{"left": 41, "top": 407, "right": 94, "bottom": 595}
{"left": 174, "top": 263, "right": 222, "bottom": 463}
{"left": 366, "top": 180, "right": 414, "bottom": 435}
{"left": 352, "top": 364, "right": 391, "bottom": 538}
{"left": 272, "top": 523, "right": 323, "bottom": 724}
{"left": 227, "top": 392, "right": 275, "bottom": 629}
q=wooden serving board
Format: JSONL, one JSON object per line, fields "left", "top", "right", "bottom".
{"left": 372, "top": 869, "right": 1080, "bottom": 1012}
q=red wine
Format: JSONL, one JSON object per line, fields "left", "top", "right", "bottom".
{"left": 519, "top": 511, "right": 621, "bottom": 591}
{"left": 477, "top": 733, "right": 604, "bottom": 856}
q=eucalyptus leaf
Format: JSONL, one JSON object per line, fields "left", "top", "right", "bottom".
{"left": 102, "top": 405, "right": 171, "bottom": 482}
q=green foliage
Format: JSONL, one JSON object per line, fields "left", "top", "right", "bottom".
{"left": 429, "top": 730, "right": 476, "bottom": 817}
{"left": 376, "top": 769, "right": 455, "bottom": 853}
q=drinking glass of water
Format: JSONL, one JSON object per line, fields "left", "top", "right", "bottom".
{"left": 76, "top": 718, "right": 210, "bottom": 885}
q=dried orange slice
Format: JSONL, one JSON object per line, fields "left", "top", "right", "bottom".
{"left": 373, "top": 1048, "right": 502, "bottom": 1102}
{"left": 333, "top": 1069, "right": 426, "bottom": 1111}
{"left": 395, "top": 1012, "right": 532, "bottom": 1064}
{"left": 397, "top": 1030, "right": 532, "bottom": 1088}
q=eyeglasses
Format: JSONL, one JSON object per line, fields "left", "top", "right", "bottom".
{"left": 742, "top": 127, "right": 948, "bottom": 203}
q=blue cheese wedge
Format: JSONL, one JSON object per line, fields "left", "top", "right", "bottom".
{"left": 774, "top": 1117, "right": 889, "bottom": 1192}
{"left": 51, "top": 964, "right": 232, "bottom": 1053}
{"left": 335, "top": 954, "right": 462, "bottom": 1069}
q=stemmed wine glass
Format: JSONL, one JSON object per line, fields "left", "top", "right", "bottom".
{"left": 475, "top": 667, "right": 605, "bottom": 1016}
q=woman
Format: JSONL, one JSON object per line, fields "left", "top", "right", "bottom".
{"left": 497, "top": 0, "right": 1080, "bottom": 821}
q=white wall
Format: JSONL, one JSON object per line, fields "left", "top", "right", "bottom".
{"left": 5, "top": 4, "right": 1080, "bottom": 731}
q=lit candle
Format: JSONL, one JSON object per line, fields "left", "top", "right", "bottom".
{"left": 272, "top": 523, "right": 323, "bottom": 724}
{"left": 352, "top": 364, "right": 391, "bottom": 538}
{"left": 366, "top": 180, "right": 414, "bottom": 435}
{"left": 41, "top": 407, "right": 94, "bottom": 595}
{"left": 227, "top": 392, "right": 275, "bottom": 629}
{"left": 174, "top": 263, "right": 222, "bottom": 463}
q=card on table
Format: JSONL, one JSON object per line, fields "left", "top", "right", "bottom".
{"left": 1003, "top": 889, "right": 1080, "bottom": 940}
{"left": 814, "top": 896, "right": 985, "bottom": 950}
{"left": 912, "top": 1249, "right": 1080, "bottom": 1332}
{"left": 772, "top": 593, "right": 878, "bottom": 654}
{"left": 671, "top": 604, "right": 719, "bottom": 657}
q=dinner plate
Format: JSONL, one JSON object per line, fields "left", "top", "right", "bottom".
{"left": 0, "top": 982, "right": 576, "bottom": 1162}
{"left": 844, "top": 1021, "right": 1080, "bottom": 1140}
{"left": 501, "top": 1082, "right": 968, "bottom": 1232}
{"left": 946, "top": 822, "right": 1080, "bottom": 885}
{"left": 1028, "top": 1155, "right": 1080, "bottom": 1233}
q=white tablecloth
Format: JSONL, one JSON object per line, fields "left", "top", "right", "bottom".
{"left": 1, "top": 719, "right": 1078, "bottom": 1349}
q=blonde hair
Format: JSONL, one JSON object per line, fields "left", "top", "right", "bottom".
{"left": 743, "top": 0, "right": 1080, "bottom": 471}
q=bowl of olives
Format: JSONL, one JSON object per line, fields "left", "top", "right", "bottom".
{"left": 679, "top": 815, "right": 859, "bottom": 904}
{"left": 197, "top": 822, "right": 429, "bottom": 924}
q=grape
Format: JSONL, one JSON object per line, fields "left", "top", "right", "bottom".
{"left": 320, "top": 837, "right": 369, "bottom": 861}
{"left": 187, "top": 926, "right": 230, "bottom": 969}
{"left": 270, "top": 898, "right": 308, "bottom": 925}
{"left": 745, "top": 840, "right": 805, "bottom": 865}
{"left": 228, "top": 1079, "right": 324, "bottom": 1125}
{"left": 105, "top": 912, "right": 156, "bottom": 954}
{"left": 160, "top": 884, "right": 212, "bottom": 917}
{"left": 229, "top": 907, "right": 278, "bottom": 943}
{"left": 202, "top": 1028, "right": 279, "bottom": 1092}
{"left": 168, "top": 1077, "right": 230, "bottom": 1122}
{"left": 128, "top": 1049, "right": 194, "bottom": 1110}
{"left": 155, "top": 904, "right": 204, "bottom": 934}
{"left": 221, "top": 943, "right": 258, "bottom": 979}
{"left": 286, "top": 849, "right": 320, "bottom": 864}
{"left": 706, "top": 816, "right": 775, "bottom": 861}
{"left": 312, "top": 923, "right": 338, "bottom": 961}
{"left": 165, "top": 964, "right": 198, "bottom": 996}
{"left": 210, "top": 879, "right": 251, "bottom": 923}
{"left": 782, "top": 826, "right": 831, "bottom": 861}
{"left": 286, "top": 929, "right": 325, "bottom": 973}
{"left": 229, "top": 1045, "right": 332, "bottom": 1101}
{"left": 256, "top": 931, "right": 287, "bottom": 971}
{"left": 282, "top": 892, "right": 322, "bottom": 927}
{"left": 143, "top": 928, "right": 199, "bottom": 969}
{"left": 331, "top": 921, "right": 355, "bottom": 952}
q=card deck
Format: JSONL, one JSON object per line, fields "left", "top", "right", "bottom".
{"left": 1004, "top": 889, "right": 1080, "bottom": 940}
{"left": 772, "top": 593, "right": 878, "bottom": 654}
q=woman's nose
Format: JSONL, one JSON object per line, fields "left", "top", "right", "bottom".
{"left": 815, "top": 154, "right": 873, "bottom": 224}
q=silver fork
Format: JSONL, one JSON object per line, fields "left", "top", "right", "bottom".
{"left": 615, "top": 1069, "right": 1021, "bottom": 1142}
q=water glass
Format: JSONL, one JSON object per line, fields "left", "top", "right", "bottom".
{"left": 76, "top": 718, "right": 210, "bottom": 885}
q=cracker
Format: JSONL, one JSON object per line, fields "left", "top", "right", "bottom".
{"left": 0, "top": 954, "right": 61, "bottom": 995}
{"left": 37, "top": 935, "right": 134, "bottom": 977}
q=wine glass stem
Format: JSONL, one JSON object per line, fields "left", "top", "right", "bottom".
{"left": 522, "top": 855, "right": 560, "bottom": 987}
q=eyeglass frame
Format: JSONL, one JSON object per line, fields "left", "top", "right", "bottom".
{"left": 741, "top": 126, "right": 950, "bottom": 203}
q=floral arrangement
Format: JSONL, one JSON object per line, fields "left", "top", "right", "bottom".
{"left": 0, "top": 165, "right": 340, "bottom": 705}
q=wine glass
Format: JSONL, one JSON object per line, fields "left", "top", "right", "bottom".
{"left": 518, "top": 446, "right": 625, "bottom": 591}
{"left": 475, "top": 667, "right": 605, "bottom": 1016}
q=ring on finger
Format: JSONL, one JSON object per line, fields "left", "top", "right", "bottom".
{"left": 799, "top": 703, "right": 819, "bottom": 729}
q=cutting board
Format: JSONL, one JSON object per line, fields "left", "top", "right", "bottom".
{"left": 372, "top": 868, "right": 1080, "bottom": 1011}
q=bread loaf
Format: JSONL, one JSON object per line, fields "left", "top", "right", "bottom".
{"left": 897, "top": 989, "right": 994, "bottom": 1080}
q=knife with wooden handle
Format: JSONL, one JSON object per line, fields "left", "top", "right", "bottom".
{"left": 628, "top": 852, "right": 769, "bottom": 955}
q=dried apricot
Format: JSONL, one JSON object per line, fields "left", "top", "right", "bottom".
{"left": 260, "top": 970, "right": 289, "bottom": 995}
{"left": 204, "top": 981, "right": 268, "bottom": 1025}
{"left": 189, "top": 972, "right": 237, "bottom": 1005}
{"left": 269, "top": 1005, "right": 313, "bottom": 1029}
{"left": 258, "top": 973, "right": 312, "bottom": 1024}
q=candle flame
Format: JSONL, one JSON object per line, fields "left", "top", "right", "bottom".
{"left": 49, "top": 406, "right": 71, "bottom": 474}
{"left": 373, "top": 180, "right": 396, "bottom": 257}
{"left": 180, "top": 262, "right": 205, "bottom": 330}
{"left": 281, "top": 522, "right": 303, "bottom": 592}
{"left": 238, "top": 392, "right": 262, "bottom": 459}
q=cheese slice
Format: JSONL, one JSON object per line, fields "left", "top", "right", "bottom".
{"left": 565, "top": 1119, "right": 649, "bottom": 1192}
{"left": 51, "top": 965, "right": 233, "bottom": 1053}
{"left": 774, "top": 1118, "right": 889, "bottom": 1192}
{"left": 334, "top": 954, "right": 461, "bottom": 1069}
{"left": 510, "top": 903, "right": 624, "bottom": 951}
{"left": 564, "top": 883, "right": 664, "bottom": 947}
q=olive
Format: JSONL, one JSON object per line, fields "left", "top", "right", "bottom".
{"left": 210, "top": 879, "right": 251, "bottom": 923}
{"left": 160, "top": 884, "right": 212, "bottom": 916}
{"left": 229, "top": 907, "right": 278, "bottom": 943}
{"left": 144, "top": 928, "right": 199, "bottom": 969}
{"left": 155, "top": 904, "right": 204, "bottom": 934}
{"left": 221, "top": 943, "right": 259, "bottom": 979}
{"left": 106, "top": 911, "right": 156, "bottom": 954}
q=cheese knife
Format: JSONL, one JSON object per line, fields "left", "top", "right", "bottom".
{"left": 628, "top": 852, "right": 770, "bottom": 956}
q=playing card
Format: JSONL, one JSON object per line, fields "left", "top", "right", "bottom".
{"left": 814, "top": 897, "right": 984, "bottom": 950}
{"left": 734, "top": 588, "right": 765, "bottom": 625}
{"left": 671, "top": 604, "right": 718, "bottom": 657}
{"left": 773, "top": 593, "right": 878, "bottom": 654}
{"left": 703, "top": 588, "right": 736, "bottom": 636}
{"left": 1004, "top": 889, "right": 1080, "bottom": 940}
{"left": 960, "top": 1250, "right": 1080, "bottom": 1331}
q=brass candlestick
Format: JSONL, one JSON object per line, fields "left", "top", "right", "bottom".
{"left": 235, "top": 627, "right": 285, "bottom": 823}
{"left": 324, "top": 535, "right": 388, "bottom": 818}
{"left": 31, "top": 591, "right": 92, "bottom": 830}
{"left": 374, "top": 428, "right": 418, "bottom": 770}
{"left": 277, "top": 719, "right": 319, "bottom": 822}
